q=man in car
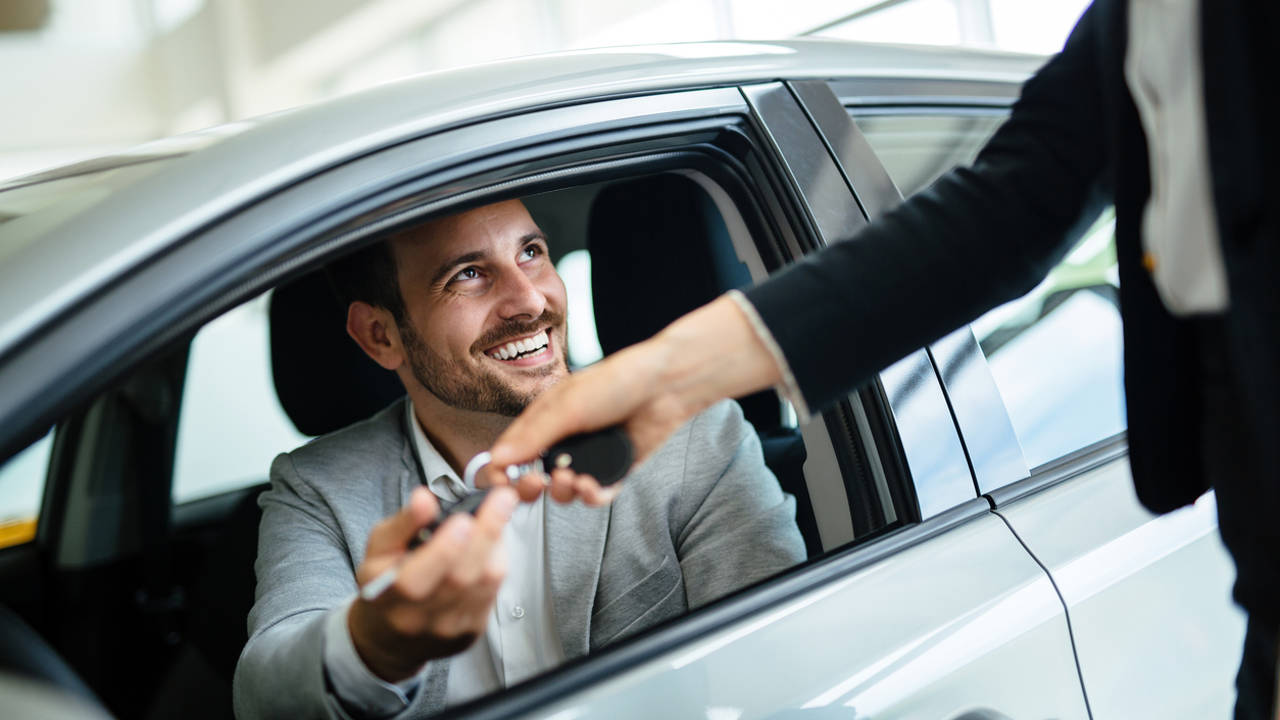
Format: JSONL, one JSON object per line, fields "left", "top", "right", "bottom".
{"left": 232, "top": 198, "right": 806, "bottom": 719}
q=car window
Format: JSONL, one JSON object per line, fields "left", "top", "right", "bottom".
{"left": 853, "top": 113, "right": 1007, "bottom": 197}
{"left": 0, "top": 428, "right": 53, "bottom": 548}
{"left": 971, "top": 211, "right": 1125, "bottom": 467}
{"left": 172, "top": 291, "right": 310, "bottom": 503}
{"left": 857, "top": 111, "right": 1126, "bottom": 468}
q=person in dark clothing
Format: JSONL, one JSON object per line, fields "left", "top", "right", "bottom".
{"left": 490, "top": 1, "right": 1280, "bottom": 717}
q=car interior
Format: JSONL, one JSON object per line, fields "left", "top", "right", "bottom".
{"left": 0, "top": 169, "right": 889, "bottom": 719}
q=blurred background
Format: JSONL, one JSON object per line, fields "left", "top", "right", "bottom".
{"left": 0, "top": 0, "right": 1090, "bottom": 183}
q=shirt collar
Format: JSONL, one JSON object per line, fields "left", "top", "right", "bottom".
{"left": 405, "top": 399, "right": 471, "bottom": 502}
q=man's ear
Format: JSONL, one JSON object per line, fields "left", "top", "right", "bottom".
{"left": 346, "top": 301, "right": 404, "bottom": 371}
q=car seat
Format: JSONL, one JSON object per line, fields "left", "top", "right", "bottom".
{"left": 586, "top": 173, "right": 820, "bottom": 557}
{"left": 269, "top": 269, "right": 406, "bottom": 437}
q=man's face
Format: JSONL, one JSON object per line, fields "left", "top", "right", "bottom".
{"left": 389, "top": 199, "right": 569, "bottom": 417}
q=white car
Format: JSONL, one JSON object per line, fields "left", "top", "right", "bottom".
{"left": 0, "top": 39, "right": 1244, "bottom": 719}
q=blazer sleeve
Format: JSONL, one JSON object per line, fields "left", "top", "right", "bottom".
{"left": 744, "top": 3, "right": 1110, "bottom": 415}
{"left": 672, "top": 400, "right": 808, "bottom": 609}
{"left": 232, "top": 453, "right": 436, "bottom": 720}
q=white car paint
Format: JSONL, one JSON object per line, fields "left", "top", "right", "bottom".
{"left": 997, "top": 459, "right": 1246, "bottom": 718}
{"left": 525, "top": 513, "right": 1087, "bottom": 719}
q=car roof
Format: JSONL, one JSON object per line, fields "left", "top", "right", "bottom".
{"left": 0, "top": 39, "right": 1042, "bottom": 360}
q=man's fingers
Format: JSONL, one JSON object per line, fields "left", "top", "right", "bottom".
{"left": 366, "top": 487, "right": 440, "bottom": 558}
{"left": 391, "top": 514, "right": 473, "bottom": 598}
{"left": 448, "top": 488, "right": 518, "bottom": 586}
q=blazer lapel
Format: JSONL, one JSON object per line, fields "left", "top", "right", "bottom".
{"left": 544, "top": 499, "right": 611, "bottom": 659}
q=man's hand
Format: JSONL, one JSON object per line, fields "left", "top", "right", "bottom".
{"left": 348, "top": 486, "right": 517, "bottom": 682}
{"left": 489, "top": 295, "right": 782, "bottom": 500}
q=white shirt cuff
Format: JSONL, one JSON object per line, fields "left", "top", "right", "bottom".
{"left": 322, "top": 598, "right": 423, "bottom": 718}
{"left": 725, "top": 290, "right": 812, "bottom": 423}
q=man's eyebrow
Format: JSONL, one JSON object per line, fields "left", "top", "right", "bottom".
{"left": 428, "top": 232, "right": 549, "bottom": 286}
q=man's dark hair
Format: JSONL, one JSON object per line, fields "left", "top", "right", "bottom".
{"left": 325, "top": 238, "right": 407, "bottom": 323}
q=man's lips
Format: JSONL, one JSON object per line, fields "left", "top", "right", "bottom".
{"left": 484, "top": 328, "right": 551, "bottom": 363}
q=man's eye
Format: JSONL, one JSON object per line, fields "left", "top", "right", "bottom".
{"left": 521, "top": 245, "right": 544, "bottom": 261}
{"left": 453, "top": 267, "right": 480, "bottom": 282}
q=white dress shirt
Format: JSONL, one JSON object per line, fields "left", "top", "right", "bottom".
{"left": 322, "top": 401, "right": 564, "bottom": 716}
{"left": 1125, "top": 0, "right": 1230, "bottom": 314}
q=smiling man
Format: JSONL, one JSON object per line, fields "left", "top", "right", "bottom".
{"left": 232, "top": 198, "right": 806, "bottom": 719}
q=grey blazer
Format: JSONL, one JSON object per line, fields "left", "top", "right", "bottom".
{"left": 233, "top": 398, "right": 805, "bottom": 718}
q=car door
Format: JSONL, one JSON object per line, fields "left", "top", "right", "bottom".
{"left": 824, "top": 81, "right": 1248, "bottom": 716}
{"left": 0, "top": 72, "right": 1081, "bottom": 719}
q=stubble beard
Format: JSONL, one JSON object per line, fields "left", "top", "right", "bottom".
{"left": 397, "top": 313, "right": 567, "bottom": 417}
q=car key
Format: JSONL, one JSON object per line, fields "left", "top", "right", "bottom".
{"left": 359, "top": 426, "right": 632, "bottom": 600}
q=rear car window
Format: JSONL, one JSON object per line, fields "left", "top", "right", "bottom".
{"left": 857, "top": 112, "right": 1126, "bottom": 467}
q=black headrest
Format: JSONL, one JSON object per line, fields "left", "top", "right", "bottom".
{"left": 587, "top": 174, "right": 780, "bottom": 429}
{"left": 269, "top": 270, "right": 404, "bottom": 437}
{"left": 588, "top": 174, "right": 751, "bottom": 353}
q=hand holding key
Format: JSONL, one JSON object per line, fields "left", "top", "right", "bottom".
{"left": 347, "top": 486, "right": 518, "bottom": 682}
{"left": 490, "top": 295, "right": 782, "bottom": 490}
{"left": 483, "top": 427, "right": 634, "bottom": 505}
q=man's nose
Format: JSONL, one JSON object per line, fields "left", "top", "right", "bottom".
{"left": 495, "top": 266, "right": 547, "bottom": 320}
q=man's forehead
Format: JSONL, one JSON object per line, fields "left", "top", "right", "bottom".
{"left": 393, "top": 199, "right": 539, "bottom": 265}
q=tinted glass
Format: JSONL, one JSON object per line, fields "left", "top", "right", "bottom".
{"left": 857, "top": 112, "right": 1126, "bottom": 467}
{"left": 972, "top": 212, "right": 1125, "bottom": 466}
{"left": 853, "top": 113, "right": 1006, "bottom": 196}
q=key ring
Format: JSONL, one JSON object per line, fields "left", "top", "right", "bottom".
{"left": 462, "top": 451, "right": 543, "bottom": 488}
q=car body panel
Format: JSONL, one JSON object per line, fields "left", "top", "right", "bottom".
{"left": 508, "top": 509, "right": 1087, "bottom": 719}
{"left": 994, "top": 461, "right": 1246, "bottom": 717}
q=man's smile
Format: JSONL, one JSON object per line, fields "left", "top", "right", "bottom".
{"left": 484, "top": 328, "right": 554, "bottom": 366}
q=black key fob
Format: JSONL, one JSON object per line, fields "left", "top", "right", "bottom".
{"left": 542, "top": 425, "right": 633, "bottom": 487}
{"left": 410, "top": 426, "right": 633, "bottom": 548}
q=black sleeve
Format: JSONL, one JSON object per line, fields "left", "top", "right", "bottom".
{"left": 744, "top": 3, "right": 1110, "bottom": 415}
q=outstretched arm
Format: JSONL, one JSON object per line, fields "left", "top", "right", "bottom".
{"left": 491, "top": 4, "right": 1107, "bottom": 482}
{"left": 491, "top": 293, "right": 780, "bottom": 476}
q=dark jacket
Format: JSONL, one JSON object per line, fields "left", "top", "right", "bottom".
{"left": 745, "top": 0, "right": 1279, "bottom": 621}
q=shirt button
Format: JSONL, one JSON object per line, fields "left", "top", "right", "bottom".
{"left": 511, "top": 605, "right": 525, "bottom": 619}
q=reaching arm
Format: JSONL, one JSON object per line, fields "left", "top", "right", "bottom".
{"left": 492, "top": 5, "right": 1108, "bottom": 480}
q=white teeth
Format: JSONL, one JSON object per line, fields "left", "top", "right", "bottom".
{"left": 490, "top": 330, "right": 550, "bottom": 360}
